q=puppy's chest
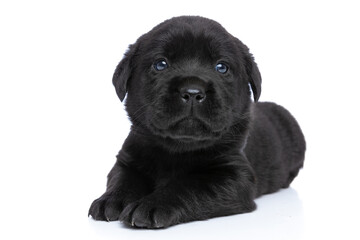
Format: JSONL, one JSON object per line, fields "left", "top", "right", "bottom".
{"left": 140, "top": 153, "right": 204, "bottom": 185}
{"left": 154, "top": 157, "right": 192, "bottom": 180}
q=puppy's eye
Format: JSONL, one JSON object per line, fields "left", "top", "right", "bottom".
{"left": 215, "top": 63, "right": 229, "bottom": 74}
{"left": 154, "top": 59, "right": 168, "bottom": 71}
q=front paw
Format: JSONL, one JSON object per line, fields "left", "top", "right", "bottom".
{"left": 119, "top": 199, "right": 181, "bottom": 229}
{"left": 88, "top": 194, "right": 123, "bottom": 221}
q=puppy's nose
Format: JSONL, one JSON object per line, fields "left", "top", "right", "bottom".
{"left": 180, "top": 87, "right": 206, "bottom": 103}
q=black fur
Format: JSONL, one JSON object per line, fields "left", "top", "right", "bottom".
{"left": 89, "top": 16, "right": 306, "bottom": 228}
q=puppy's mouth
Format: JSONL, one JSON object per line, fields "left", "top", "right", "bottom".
{"left": 149, "top": 117, "right": 224, "bottom": 142}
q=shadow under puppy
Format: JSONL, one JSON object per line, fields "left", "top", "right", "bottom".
{"left": 89, "top": 16, "right": 306, "bottom": 228}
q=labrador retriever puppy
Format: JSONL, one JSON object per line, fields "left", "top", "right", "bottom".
{"left": 88, "top": 16, "right": 306, "bottom": 228}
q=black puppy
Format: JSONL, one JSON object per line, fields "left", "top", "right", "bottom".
{"left": 89, "top": 16, "right": 306, "bottom": 228}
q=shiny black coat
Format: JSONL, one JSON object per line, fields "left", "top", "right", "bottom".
{"left": 89, "top": 16, "right": 306, "bottom": 228}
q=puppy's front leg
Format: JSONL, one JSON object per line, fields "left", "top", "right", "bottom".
{"left": 119, "top": 158, "right": 256, "bottom": 228}
{"left": 88, "top": 152, "right": 153, "bottom": 221}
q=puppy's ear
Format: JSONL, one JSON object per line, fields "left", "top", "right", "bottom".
{"left": 112, "top": 44, "right": 138, "bottom": 102}
{"left": 244, "top": 51, "right": 262, "bottom": 102}
{"left": 235, "top": 38, "right": 262, "bottom": 102}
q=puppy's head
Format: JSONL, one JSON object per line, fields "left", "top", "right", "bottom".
{"left": 113, "top": 16, "right": 261, "bottom": 151}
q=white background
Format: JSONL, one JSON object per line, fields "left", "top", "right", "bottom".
{"left": 1, "top": 0, "right": 359, "bottom": 239}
